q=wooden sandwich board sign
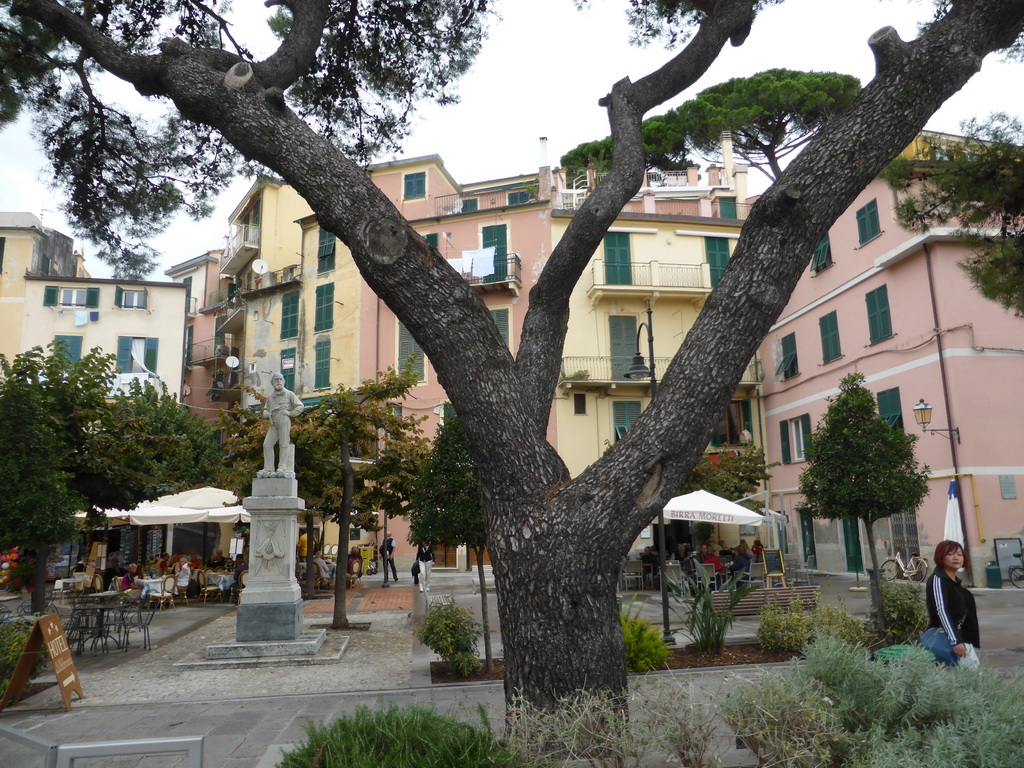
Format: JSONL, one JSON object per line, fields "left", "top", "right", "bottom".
{"left": 762, "top": 548, "right": 787, "bottom": 588}
{"left": 84, "top": 541, "right": 107, "bottom": 582}
{"left": 0, "top": 614, "right": 84, "bottom": 712}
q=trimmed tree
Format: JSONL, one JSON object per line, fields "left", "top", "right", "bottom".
{"left": 6, "top": 0, "right": 1024, "bottom": 708}
{"left": 882, "top": 113, "right": 1024, "bottom": 314}
{"left": 796, "top": 374, "right": 929, "bottom": 633}
{"left": 409, "top": 412, "right": 493, "bottom": 670}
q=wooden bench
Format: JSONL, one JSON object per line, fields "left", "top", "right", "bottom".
{"left": 471, "top": 565, "right": 495, "bottom": 594}
{"left": 711, "top": 585, "right": 821, "bottom": 617}
{"left": 428, "top": 593, "right": 454, "bottom": 608}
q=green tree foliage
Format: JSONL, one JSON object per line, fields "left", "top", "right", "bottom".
{"left": 0, "top": 1, "right": 492, "bottom": 276}
{"left": 883, "top": 114, "right": 1024, "bottom": 314}
{"left": 218, "top": 367, "right": 428, "bottom": 623}
{"left": 671, "top": 68, "right": 861, "bottom": 179}
{"left": 560, "top": 111, "right": 694, "bottom": 175}
{"left": 796, "top": 374, "right": 929, "bottom": 632}
{"left": 622, "top": 0, "right": 780, "bottom": 47}
{"left": 408, "top": 412, "right": 494, "bottom": 669}
{"left": 679, "top": 443, "right": 774, "bottom": 510}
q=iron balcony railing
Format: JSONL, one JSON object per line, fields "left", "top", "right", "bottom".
{"left": 242, "top": 264, "right": 301, "bottom": 294}
{"left": 231, "top": 223, "right": 260, "bottom": 252}
{"left": 588, "top": 260, "right": 708, "bottom": 292}
{"left": 462, "top": 252, "right": 522, "bottom": 287}
{"left": 190, "top": 335, "right": 238, "bottom": 365}
{"left": 434, "top": 190, "right": 537, "bottom": 218}
{"left": 560, "top": 356, "right": 764, "bottom": 384}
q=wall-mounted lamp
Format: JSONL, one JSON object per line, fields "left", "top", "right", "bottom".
{"left": 912, "top": 399, "right": 960, "bottom": 443}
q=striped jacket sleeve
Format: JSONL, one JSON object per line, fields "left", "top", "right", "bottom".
{"left": 931, "top": 576, "right": 960, "bottom": 645}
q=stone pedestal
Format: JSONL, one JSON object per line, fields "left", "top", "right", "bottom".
{"left": 236, "top": 476, "right": 305, "bottom": 643}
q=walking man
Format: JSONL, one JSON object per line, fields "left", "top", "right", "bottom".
{"left": 380, "top": 531, "right": 397, "bottom": 582}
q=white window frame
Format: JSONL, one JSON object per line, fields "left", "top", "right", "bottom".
{"left": 60, "top": 288, "right": 88, "bottom": 307}
{"left": 121, "top": 289, "right": 147, "bottom": 309}
{"left": 790, "top": 417, "right": 810, "bottom": 462}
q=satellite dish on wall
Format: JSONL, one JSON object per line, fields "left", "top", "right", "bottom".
{"left": 252, "top": 259, "right": 269, "bottom": 275}
{"left": 183, "top": 384, "right": 192, "bottom": 396}
{"left": 225, "top": 356, "right": 240, "bottom": 369}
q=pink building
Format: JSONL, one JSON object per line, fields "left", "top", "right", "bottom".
{"left": 759, "top": 173, "right": 1024, "bottom": 581}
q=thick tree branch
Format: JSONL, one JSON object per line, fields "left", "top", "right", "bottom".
{"left": 253, "top": 0, "right": 330, "bottom": 89}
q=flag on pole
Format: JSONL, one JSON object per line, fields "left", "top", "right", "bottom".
{"left": 943, "top": 480, "right": 964, "bottom": 546}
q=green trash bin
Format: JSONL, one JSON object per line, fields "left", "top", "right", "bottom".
{"left": 986, "top": 561, "right": 1003, "bottom": 588}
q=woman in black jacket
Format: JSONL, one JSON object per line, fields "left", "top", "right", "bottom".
{"left": 923, "top": 539, "right": 979, "bottom": 665}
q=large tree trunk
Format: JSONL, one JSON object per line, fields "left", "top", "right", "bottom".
{"left": 864, "top": 519, "right": 886, "bottom": 637}
{"left": 14, "top": 0, "right": 1024, "bottom": 711}
{"left": 330, "top": 441, "right": 356, "bottom": 630}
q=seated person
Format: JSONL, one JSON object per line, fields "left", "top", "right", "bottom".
{"left": 718, "top": 539, "right": 732, "bottom": 558}
{"left": 120, "top": 563, "right": 139, "bottom": 591}
{"left": 158, "top": 552, "right": 170, "bottom": 575}
{"left": 73, "top": 559, "right": 87, "bottom": 573}
{"left": 313, "top": 550, "right": 332, "bottom": 585}
{"left": 207, "top": 549, "right": 227, "bottom": 570}
{"left": 674, "top": 543, "right": 689, "bottom": 562}
{"left": 173, "top": 557, "right": 192, "bottom": 596}
{"left": 346, "top": 547, "right": 362, "bottom": 587}
{"left": 639, "top": 546, "right": 659, "bottom": 587}
{"left": 232, "top": 554, "right": 248, "bottom": 582}
{"left": 187, "top": 553, "right": 203, "bottom": 570}
{"left": 751, "top": 539, "right": 765, "bottom": 563}
{"left": 729, "top": 546, "right": 752, "bottom": 579}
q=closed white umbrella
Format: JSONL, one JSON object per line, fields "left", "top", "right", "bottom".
{"left": 943, "top": 480, "right": 964, "bottom": 546}
{"left": 663, "top": 490, "right": 766, "bottom": 525}
{"left": 155, "top": 486, "right": 237, "bottom": 510}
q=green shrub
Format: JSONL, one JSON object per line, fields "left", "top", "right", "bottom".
{"left": 416, "top": 601, "right": 481, "bottom": 677}
{"left": 873, "top": 582, "right": 927, "bottom": 644}
{"left": 813, "top": 600, "right": 868, "bottom": 646}
{"left": 278, "top": 703, "right": 521, "bottom": 768}
{"left": 757, "top": 596, "right": 815, "bottom": 653}
{"left": 620, "top": 602, "right": 669, "bottom": 673}
{"left": 1, "top": 621, "right": 47, "bottom": 698}
{"left": 668, "top": 567, "right": 752, "bottom": 654}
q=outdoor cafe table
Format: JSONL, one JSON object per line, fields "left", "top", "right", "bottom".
{"left": 139, "top": 579, "right": 164, "bottom": 603}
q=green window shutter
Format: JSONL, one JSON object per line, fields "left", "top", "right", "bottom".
{"left": 317, "top": 229, "right": 336, "bottom": 272}
{"left": 140, "top": 289, "right": 148, "bottom": 310}
{"left": 718, "top": 198, "right": 738, "bottom": 218}
{"left": 819, "top": 311, "right": 841, "bottom": 363}
{"left": 404, "top": 172, "right": 426, "bottom": 199}
{"left": 461, "top": 199, "right": 478, "bottom": 213}
{"left": 398, "top": 322, "right": 425, "bottom": 381}
{"left": 613, "top": 401, "right": 641, "bottom": 441}
{"left": 53, "top": 335, "right": 83, "bottom": 364}
{"left": 85, "top": 287, "right": 100, "bottom": 309}
{"left": 866, "top": 285, "right": 892, "bottom": 343}
{"left": 799, "top": 414, "right": 812, "bottom": 458}
{"left": 144, "top": 337, "right": 159, "bottom": 372}
{"left": 442, "top": 403, "right": 456, "bottom": 422}
{"left": 116, "top": 336, "right": 132, "bottom": 372}
{"left": 314, "top": 339, "right": 331, "bottom": 389}
{"left": 705, "top": 237, "right": 730, "bottom": 287}
{"left": 314, "top": 283, "right": 334, "bottom": 332}
{"left": 741, "top": 399, "right": 753, "bottom": 434}
{"left": 43, "top": 285, "right": 59, "bottom": 307}
{"left": 185, "top": 325, "right": 193, "bottom": 366}
{"left": 811, "top": 235, "right": 832, "bottom": 273}
{"left": 877, "top": 387, "right": 903, "bottom": 429}
{"left": 508, "top": 190, "right": 529, "bottom": 206}
{"left": 856, "top": 199, "right": 880, "bottom": 244}
{"left": 0, "top": 237, "right": 5, "bottom": 272}
{"left": 603, "top": 233, "right": 632, "bottom": 285}
{"left": 280, "top": 347, "right": 296, "bottom": 391}
{"left": 609, "top": 315, "right": 638, "bottom": 379}
{"left": 115, "top": 286, "right": 124, "bottom": 308}
{"left": 491, "top": 307, "right": 510, "bottom": 348}
{"left": 780, "top": 420, "right": 792, "bottom": 465}
{"left": 425, "top": 233, "right": 439, "bottom": 248}
{"left": 482, "top": 224, "right": 508, "bottom": 280}
{"left": 710, "top": 418, "right": 723, "bottom": 447}
{"left": 776, "top": 332, "right": 799, "bottom": 379}
{"left": 280, "top": 291, "right": 300, "bottom": 339}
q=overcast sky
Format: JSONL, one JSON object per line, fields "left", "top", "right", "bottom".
{"left": 0, "top": 0, "right": 1018, "bottom": 280}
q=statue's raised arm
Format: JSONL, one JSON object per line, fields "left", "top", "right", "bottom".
{"left": 259, "top": 372, "right": 305, "bottom": 477}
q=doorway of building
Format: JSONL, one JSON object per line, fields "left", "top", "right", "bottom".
{"left": 842, "top": 517, "right": 864, "bottom": 573}
{"left": 799, "top": 510, "right": 817, "bottom": 566}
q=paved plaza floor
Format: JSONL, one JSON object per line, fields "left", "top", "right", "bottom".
{"left": 2, "top": 569, "right": 1023, "bottom": 767}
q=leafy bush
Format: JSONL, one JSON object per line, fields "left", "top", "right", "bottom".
{"left": 1, "top": 621, "right": 48, "bottom": 698}
{"left": 668, "top": 567, "right": 752, "bottom": 654}
{"left": 757, "top": 596, "right": 815, "bottom": 653}
{"left": 620, "top": 601, "right": 669, "bottom": 673}
{"left": 278, "top": 703, "right": 521, "bottom": 768}
{"left": 416, "top": 601, "right": 481, "bottom": 677}
{"left": 638, "top": 677, "right": 720, "bottom": 768}
{"left": 724, "top": 634, "right": 1024, "bottom": 768}
{"left": 813, "top": 600, "right": 868, "bottom": 646}
{"left": 873, "top": 582, "right": 928, "bottom": 644}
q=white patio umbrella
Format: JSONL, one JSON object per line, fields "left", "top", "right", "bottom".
{"left": 662, "top": 490, "right": 766, "bottom": 525}
{"left": 943, "top": 480, "right": 964, "bottom": 546}
{"left": 155, "top": 486, "right": 238, "bottom": 509}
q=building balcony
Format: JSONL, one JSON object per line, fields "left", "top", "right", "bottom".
{"left": 189, "top": 336, "right": 238, "bottom": 367}
{"left": 241, "top": 264, "right": 301, "bottom": 296}
{"left": 462, "top": 253, "right": 522, "bottom": 295}
{"left": 434, "top": 189, "right": 537, "bottom": 218}
{"left": 186, "top": 295, "right": 198, "bottom": 316}
{"left": 586, "top": 260, "right": 712, "bottom": 304}
{"left": 221, "top": 224, "right": 261, "bottom": 275}
{"left": 109, "top": 372, "right": 161, "bottom": 396}
{"left": 215, "top": 294, "right": 244, "bottom": 335}
{"left": 558, "top": 356, "right": 763, "bottom": 390}
{"left": 208, "top": 369, "right": 242, "bottom": 403}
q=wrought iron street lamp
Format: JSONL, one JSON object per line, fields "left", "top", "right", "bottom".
{"left": 624, "top": 302, "right": 673, "bottom": 644}
{"left": 912, "top": 399, "right": 961, "bottom": 443}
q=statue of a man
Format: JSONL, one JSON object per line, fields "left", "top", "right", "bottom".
{"left": 259, "top": 372, "right": 305, "bottom": 477}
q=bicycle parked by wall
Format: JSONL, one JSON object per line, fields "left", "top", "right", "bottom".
{"left": 880, "top": 550, "right": 929, "bottom": 582}
{"left": 1009, "top": 552, "right": 1024, "bottom": 588}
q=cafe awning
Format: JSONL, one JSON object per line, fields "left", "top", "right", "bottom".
{"left": 662, "top": 490, "right": 766, "bottom": 526}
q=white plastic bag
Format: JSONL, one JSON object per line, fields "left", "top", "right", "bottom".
{"left": 960, "top": 643, "right": 981, "bottom": 671}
